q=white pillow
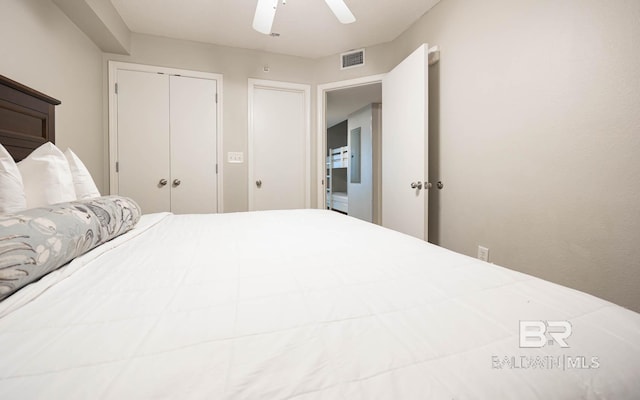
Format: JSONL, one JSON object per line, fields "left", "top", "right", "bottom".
{"left": 0, "top": 144, "right": 27, "bottom": 214}
{"left": 64, "top": 148, "right": 100, "bottom": 199}
{"left": 17, "top": 142, "right": 76, "bottom": 208}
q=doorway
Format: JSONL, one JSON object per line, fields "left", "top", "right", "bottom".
{"left": 316, "top": 74, "right": 384, "bottom": 224}
{"left": 317, "top": 44, "right": 432, "bottom": 241}
{"left": 324, "top": 83, "right": 382, "bottom": 224}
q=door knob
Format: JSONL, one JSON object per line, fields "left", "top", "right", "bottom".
{"left": 159, "top": 179, "right": 168, "bottom": 186}
{"left": 410, "top": 181, "right": 423, "bottom": 190}
{"left": 256, "top": 180, "right": 262, "bottom": 188}
{"left": 173, "top": 179, "right": 181, "bottom": 187}
{"left": 437, "top": 181, "right": 444, "bottom": 189}
{"left": 424, "top": 182, "right": 433, "bottom": 190}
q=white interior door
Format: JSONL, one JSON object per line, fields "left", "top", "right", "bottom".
{"left": 249, "top": 80, "right": 310, "bottom": 211}
{"left": 169, "top": 76, "right": 218, "bottom": 214}
{"left": 382, "top": 44, "right": 429, "bottom": 240}
{"left": 347, "top": 104, "right": 373, "bottom": 222}
{"left": 116, "top": 69, "right": 170, "bottom": 214}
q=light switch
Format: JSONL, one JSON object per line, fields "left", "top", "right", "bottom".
{"left": 228, "top": 152, "right": 244, "bottom": 163}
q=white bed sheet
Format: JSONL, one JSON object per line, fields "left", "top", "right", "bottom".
{"left": 0, "top": 210, "right": 639, "bottom": 399}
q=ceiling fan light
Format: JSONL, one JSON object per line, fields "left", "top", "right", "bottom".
{"left": 324, "top": 0, "right": 356, "bottom": 24}
{"left": 253, "top": 0, "right": 278, "bottom": 34}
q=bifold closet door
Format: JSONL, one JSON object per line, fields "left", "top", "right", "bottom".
{"left": 116, "top": 71, "right": 218, "bottom": 214}
{"left": 169, "top": 76, "right": 218, "bottom": 214}
{"left": 116, "top": 70, "right": 170, "bottom": 214}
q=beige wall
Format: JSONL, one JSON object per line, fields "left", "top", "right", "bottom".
{"left": 314, "top": 0, "right": 640, "bottom": 311}
{"left": 0, "top": 0, "right": 104, "bottom": 192}
{"left": 390, "top": 0, "right": 640, "bottom": 311}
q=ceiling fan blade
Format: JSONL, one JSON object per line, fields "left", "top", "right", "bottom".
{"left": 253, "top": 0, "right": 278, "bottom": 34}
{"left": 324, "top": 0, "right": 356, "bottom": 24}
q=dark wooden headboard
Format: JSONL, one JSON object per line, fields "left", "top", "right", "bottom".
{"left": 0, "top": 74, "right": 61, "bottom": 161}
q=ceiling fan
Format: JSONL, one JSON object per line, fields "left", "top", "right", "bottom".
{"left": 253, "top": 0, "right": 356, "bottom": 35}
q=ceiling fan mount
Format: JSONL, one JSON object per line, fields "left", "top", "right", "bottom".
{"left": 253, "top": 0, "right": 356, "bottom": 35}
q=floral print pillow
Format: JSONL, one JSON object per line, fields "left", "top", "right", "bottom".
{"left": 0, "top": 196, "right": 141, "bottom": 301}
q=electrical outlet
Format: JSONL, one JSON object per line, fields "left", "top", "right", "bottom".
{"left": 227, "top": 152, "right": 243, "bottom": 163}
{"left": 478, "top": 246, "right": 489, "bottom": 262}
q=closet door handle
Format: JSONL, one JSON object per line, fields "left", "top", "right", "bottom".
{"left": 410, "top": 181, "right": 423, "bottom": 190}
{"left": 159, "top": 179, "right": 168, "bottom": 186}
{"left": 173, "top": 179, "right": 181, "bottom": 187}
{"left": 256, "top": 180, "right": 262, "bottom": 188}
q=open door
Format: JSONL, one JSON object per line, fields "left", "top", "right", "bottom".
{"left": 382, "top": 44, "right": 429, "bottom": 240}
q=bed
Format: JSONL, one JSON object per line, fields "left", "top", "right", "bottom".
{"left": 327, "top": 146, "right": 349, "bottom": 169}
{"left": 326, "top": 146, "right": 349, "bottom": 213}
{"left": 330, "top": 191, "right": 348, "bottom": 214}
{"left": 1, "top": 77, "right": 640, "bottom": 399}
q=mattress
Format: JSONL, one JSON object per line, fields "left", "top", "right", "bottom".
{"left": 331, "top": 191, "right": 348, "bottom": 202}
{"left": 330, "top": 192, "right": 348, "bottom": 213}
{"left": 1, "top": 210, "right": 639, "bottom": 399}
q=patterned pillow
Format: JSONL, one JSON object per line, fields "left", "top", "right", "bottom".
{"left": 0, "top": 196, "right": 141, "bottom": 301}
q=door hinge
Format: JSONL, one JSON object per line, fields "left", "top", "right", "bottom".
{"left": 215, "top": 163, "right": 218, "bottom": 174}
{"left": 115, "top": 161, "right": 119, "bottom": 173}
{"left": 115, "top": 83, "right": 118, "bottom": 94}
{"left": 215, "top": 93, "right": 218, "bottom": 103}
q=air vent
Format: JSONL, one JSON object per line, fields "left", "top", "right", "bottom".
{"left": 341, "top": 49, "right": 365, "bottom": 70}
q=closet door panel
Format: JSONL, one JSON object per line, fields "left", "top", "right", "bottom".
{"left": 117, "top": 70, "right": 170, "bottom": 214}
{"left": 169, "top": 75, "right": 218, "bottom": 214}
{"left": 251, "top": 86, "right": 306, "bottom": 211}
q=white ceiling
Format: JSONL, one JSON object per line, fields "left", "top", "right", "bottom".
{"left": 327, "top": 83, "right": 381, "bottom": 127}
{"left": 110, "top": 0, "right": 441, "bottom": 59}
